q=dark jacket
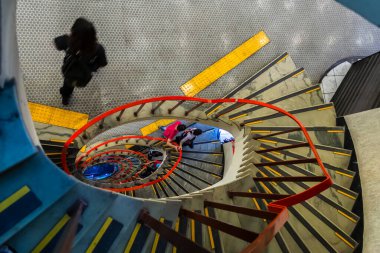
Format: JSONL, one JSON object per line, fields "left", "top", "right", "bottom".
{"left": 54, "top": 34, "right": 107, "bottom": 72}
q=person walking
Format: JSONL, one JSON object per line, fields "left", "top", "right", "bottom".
{"left": 54, "top": 17, "right": 107, "bottom": 105}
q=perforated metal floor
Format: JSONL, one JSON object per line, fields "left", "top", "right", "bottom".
{"left": 17, "top": 0, "right": 380, "bottom": 117}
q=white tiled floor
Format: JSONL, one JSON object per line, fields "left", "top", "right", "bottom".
{"left": 321, "top": 61, "right": 352, "bottom": 102}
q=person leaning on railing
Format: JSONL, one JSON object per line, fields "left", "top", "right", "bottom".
{"left": 175, "top": 128, "right": 203, "bottom": 149}
{"left": 162, "top": 121, "right": 186, "bottom": 151}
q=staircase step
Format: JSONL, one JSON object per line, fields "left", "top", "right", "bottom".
{"left": 256, "top": 166, "right": 359, "bottom": 234}
{"left": 241, "top": 103, "right": 337, "bottom": 127}
{"left": 0, "top": 152, "right": 75, "bottom": 243}
{"left": 229, "top": 84, "right": 324, "bottom": 123}
{"left": 0, "top": 80, "right": 37, "bottom": 173}
{"left": 250, "top": 126, "right": 345, "bottom": 148}
{"left": 206, "top": 52, "right": 298, "bottom": 116}
{"left": 256, "top": 180, "right": 357, "bottom": 252}
{"left": 257, "top": 137, "right": 351, "bottom": 170}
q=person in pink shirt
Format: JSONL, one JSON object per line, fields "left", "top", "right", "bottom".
{"left": 163, "top": 121, "right": 186, "bottom": 150}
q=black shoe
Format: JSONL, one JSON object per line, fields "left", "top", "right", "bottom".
{"left": 62, "top": 97, "right": 69, "bottom": 105}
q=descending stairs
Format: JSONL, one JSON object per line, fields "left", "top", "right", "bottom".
{"left": 1, "top": 31, "right": 361, "bottom": 252}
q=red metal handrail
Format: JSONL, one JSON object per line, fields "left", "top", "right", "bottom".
{"left": 64, "top": 135, "right": 182, "bottom": 192}
{"left": 79, "top": 149, "right": 148, "bottom": 183}
{"left": 83, "top": 153, "right": 134, "bottom": 180}
{"left": 62, "top": 96, "right": 333, "bottom": 253}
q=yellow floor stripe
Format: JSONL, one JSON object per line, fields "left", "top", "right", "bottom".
{"left": 86, "top": 217, "right": 113, "bottom": 253}
{"left": 304, "top": 87, "right": 321, "bottom": 94}
{"left": 151, "top": 218, "right": 165, "bottom": 253}
{"left": 337, "top": 210, "right": 357, "bottom": 223}
{"left": 140, "top": 119, "right": 176, "bottom": 136}
{"left": 204, "top": 208, "right": 215, "bottom": 250}
{"left": 124, "top": 223, "right": 141, "bottom": 253}
{"left": 230, "top": 114, "right": 248, "bottom": 121}
{"left": 180, "top": 31, "right": 270, "bottom": 97}
{"left": 191, "top": 219, "right": 195, "bottom": 242}
{"left": 335, "top": 171, "right": 354, "bottom": 178}
{"left": 0, "top": 186, "right": 30, "bottom": 212}
{"left": 317, "top": 106, "right": 334, "bottom": 111}
{"left": 125, "top": 144, "right": 134, "bottom": 149}
{"left": 29, "top": 102, "right": 88, "bottom": 130}
{"left": 32, "top": 215, "right": 70, "bottom": 253}
{"left": 337, "top": 190, "right": 356, "bottom": 200}
{"left": 335, "top": 232, "right": 355, "bottom": 249}
{"left": 333, "top": 151, "right": 351, "bottom": 157}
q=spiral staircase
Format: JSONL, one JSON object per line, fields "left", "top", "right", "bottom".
{"left": 1, "top": 3, "right": 361, "bottom": 253}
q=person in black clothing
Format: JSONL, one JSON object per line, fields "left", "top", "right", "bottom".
{"left": 54, "top": 17, "right": 107, "bottom": 105}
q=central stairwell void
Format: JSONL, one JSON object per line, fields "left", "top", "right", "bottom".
{"left": 1, "top": 2, "right": 361, "bottom": 253}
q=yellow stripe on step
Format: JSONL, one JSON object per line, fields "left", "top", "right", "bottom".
{"left": 29, "top": 102, "right": 88, "bottom": 130}
{"left": 333, "top": 151, "right": 351, "bottom": 157}
{"left": 277, "top": 54, "right": 289, "bottom": 63}
{"left": 335, "top": 171, "right": 354, "bottom": 178}
{"left": 337, "top": 210, "right": 357, "bottom": 223}
{"left": 245, "top": 120, "right": 264, "bottom": 126}
{"left": 335, "top": 232, "right": 355, "bottom": 249}
{"left": 191, "top": 219, "right": 195, "bottom": 242}
{"left": 304, "top": 87, "right": 321, "bottom": 94}
{"left": 79, "top": 145, "right": 87, "bottom": 153}
{"left": 46, "top": 152, "right": 61, "bottom": 156}
{"left": 265, "top": 166, "right": 282, "bottom": 176}
{"left": 151, "top": 218, "right": 165, "bottom": 253}
{"left": 50, "top": 139, "right": 72, "bottom": 143}
{"left": 230, "top": 114, "right": 248, "bottom": 121}
{"left": 172, "top": 218, "right": 180, "bottom": 253}
{"left": 206, "top": 105, "right": 222, "bottom": 116}
{"left": 124, "top": 223, "right": 141, "bottom": 253}
{"left": 32, "top": 215, "right": 70, "bottom": 253}
{"left": 86, "top": 217, "right": 113, "bottom": 253}
{"left": 327, "top": 130, "right": 345, "bottom": 133}
{"left": 292, "top": 69, "right": 305, "bottom": 78}
{"left": 260, "top": 155, "right": 275, "bottom": 162}
{"left": 259, "top": 182, "right": 273, "bottom": 194}
{"left": 317, "top": 106, "right": 334, "bottom": 111}
{"left": 180, "top": 31, "right": 270, "bottom": 97}
{"left": 337, "top": 190, "right": 356, "bottom": 200}
{"left": 0, "top": 186, "right": 30, "bottom": 212}
{"left": 204, "top": 208, "right": 215, "bottom": 250}
{"left": 251, "top": 130, "right": 271, "bottom": 133}
{"left": 258, "top": 139, "right": 277, "bottom": 144}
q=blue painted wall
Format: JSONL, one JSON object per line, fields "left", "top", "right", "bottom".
{"left": 337, "top": 0, "right": 380, "bottom": 26}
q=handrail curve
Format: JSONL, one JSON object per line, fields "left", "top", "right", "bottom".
{"left": 62, "top": 95, "right": 333, "bottom": 253}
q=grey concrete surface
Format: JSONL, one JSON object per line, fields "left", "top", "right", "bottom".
{"left": 345, "top": 108, "right": 380, "bottom": 253}
{"left": 16, "top": 0, "right": 380, "bottom": 117}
